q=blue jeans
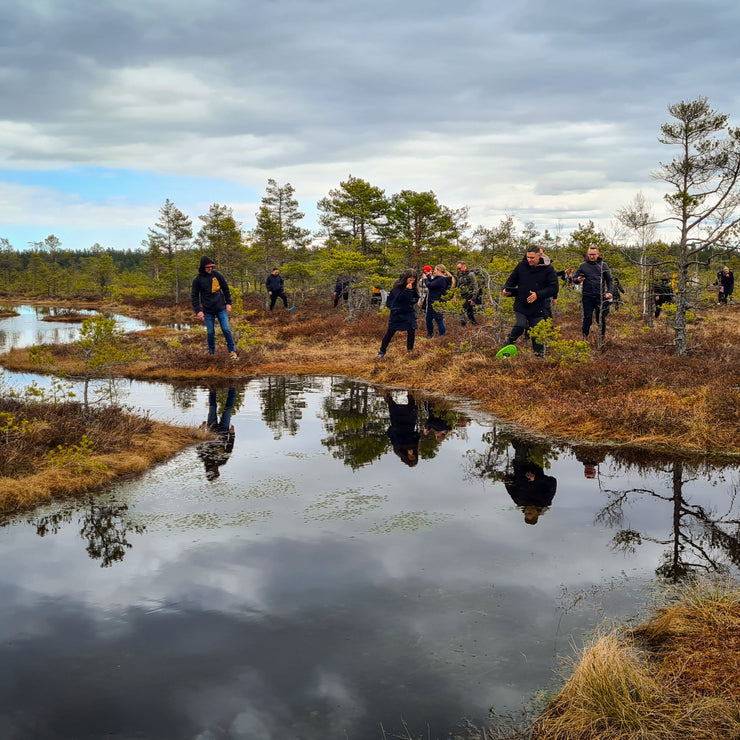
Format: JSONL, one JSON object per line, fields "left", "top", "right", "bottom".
{"left": 204, "top": 309, "right": 235, "bottom": 354}
{"left": 425, "top": 309, "right": 446, "bottom": 337}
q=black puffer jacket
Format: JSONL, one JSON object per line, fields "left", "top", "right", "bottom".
{"left": 191, "top": 256, "right": 232, "bottom": 314}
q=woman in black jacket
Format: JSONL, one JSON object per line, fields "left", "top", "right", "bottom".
{"left": 378, "top": 270, "right": 419, "bottom": 359}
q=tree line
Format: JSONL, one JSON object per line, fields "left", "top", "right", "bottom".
{"left": 1, "top": 97, "right": 738, "bottom": 356}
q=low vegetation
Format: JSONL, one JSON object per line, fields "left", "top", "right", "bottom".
{"left": 532, "top": 579, "right": 740, "bottom": 740}
{"left": 0, "top": 394, "right": 203, "bottom": 514}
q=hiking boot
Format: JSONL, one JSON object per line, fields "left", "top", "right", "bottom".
{"left": 229, "top": 351, "right": 238, "bottom": 360}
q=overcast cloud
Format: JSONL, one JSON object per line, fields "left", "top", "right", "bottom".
{"left": 1, "top": 0, "right": 739, "bottom": 250}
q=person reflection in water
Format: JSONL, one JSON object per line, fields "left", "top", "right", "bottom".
{"left": 574, "top": 447, "right": 607, "bottom": 479}
{"left": 198, "top": 386, "right": 236, "bottom": 480}
{"left": 384, "top": 391, "right": 420, "bottom": 467}
{"left": 503, "top": 441, "right": 557, "bottom": 525}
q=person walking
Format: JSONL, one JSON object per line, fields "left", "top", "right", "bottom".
{"left": 573, "top": 247, "right": 614, "bottom": 340}
{"left": 501, "top": 246, "right": 558, "bottom": 357}
{"left": 377, "top": 270, "right": 419, "bottom": 359}
{"left": 422, "top": 264, "right": 451, "bottom": 338}
{"left": 456, "top": 262, "right": 478, "bottom": 325}
{"left": 191, "top": 256, "right": 238, "bottom": 359}
{"left": 266, "top": 267, "right": 288, "bottom": 310}
{"left": 718, "top": 266, "right": 735, "bottom": 304}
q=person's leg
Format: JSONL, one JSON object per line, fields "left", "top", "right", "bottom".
{"left": 505, "top": 312, "right": 528, "bottom": 344}
{"left": 406, "top": 328, "right": 416, "bottom": 352}
{"left": 207, "top": 390, "right": 218, "bottom": 426}
{"left": 215, "top": 308, "right": 235, "bottom": 352}
{"left": 529, "top": 315, "right": 544, "bottom": 356}
{"left": 280, "top": 292, "right": 288, "bottom": 307}
{"left": 436, "top": 310, "right": 446, "bottom": 337}
{"left": 582, "top": 296, "right": 596, "bottom": 337}
{"left": 333, "top": 294, "right": 340, "bottom": 308}
{"left": 425, "top": 311, "right": 434, "bottom": 337}
{"left": 466, "top": 302, "right": 477, "bottom": 324}
{"left": 203, "top": 312, "right": 216, "bottom": 354}
{"left": 379, "top": 327, "right": 396, "bottom": 355}
{"left": 269, "top": 294, "right": 278, "bottom": 310}
{"left": 220, "top": 387, "right": 236, "bottom": 429}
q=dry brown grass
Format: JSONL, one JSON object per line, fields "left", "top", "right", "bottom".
{"left": 0, "top": 398, "right": 204, "bottom": 514}
{"left": 534, "top": 579, "right": 740, "bottom": 740}
{"left": 2, "top": 296, "right": 740, "bottom": 456}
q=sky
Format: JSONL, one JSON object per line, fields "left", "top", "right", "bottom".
{"left": 1, "top": 0, "right": 739, "bottom": 252}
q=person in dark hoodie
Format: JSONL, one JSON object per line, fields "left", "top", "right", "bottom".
{"left": 502, "top": 246, "right": 558, "bottom": 357}
{"left": 573, "top": 247, "right": 614, "bottom": 340}
{"left": 191, "top": 256, "right": 237, "bottom": 359}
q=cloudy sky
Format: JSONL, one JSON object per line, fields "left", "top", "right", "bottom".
{"left": 1, "top": 0, "right": 739, "bottom": 252}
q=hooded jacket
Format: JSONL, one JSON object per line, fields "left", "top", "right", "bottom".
{"left": 503, "top": 258, "right": 558, "bottom": 316}
{"left": 574, "top": 257, "right": 614, "bottom": 298}
{"left": 191, "top": 256, "right": 232, "bottom": 314}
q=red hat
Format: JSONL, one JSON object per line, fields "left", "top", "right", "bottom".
{"left": 423, "top": 265, "right": 432, "bottom": 272}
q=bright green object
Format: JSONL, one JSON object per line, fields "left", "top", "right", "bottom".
{"left": 495, "top": 344, "right": 518, "bottom": 359}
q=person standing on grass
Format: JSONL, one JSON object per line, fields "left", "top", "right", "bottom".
{"left": 266, "top": 267, "right": 288, "bottom": 310}
{"left": 191, "top": 256, "right": 238, "bottom": 359}
{"left": 502, "top": 245, "right": 558, "bottom": 357}
{"left": 717, "top": 266, "right": 734, "bottom": 304}
{"left": 573, "top": 247, "right": 614, "bottom": 340}
{"left": 422, "top": 264, "right": 450, "bottom": 338}
{"left": 377, "top": 270, "right": 419, "bottom": 359}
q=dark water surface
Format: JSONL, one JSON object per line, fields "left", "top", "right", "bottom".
{"left": 1, "top": 315, "right": 739, "bottom": 739}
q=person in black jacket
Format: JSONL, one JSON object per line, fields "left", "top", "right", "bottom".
{"left": 191, "top": 256, "right": 237, "bottom": 359}
{"left": 502, "top": 246, "right": 559, "bottom": 357}
{"left": 573, "top": 247, "right": 614, "bottom": 339}
{"left": 378, "top": 270, "right": 419, "bottom": 358}
{"left": 717, "top": 266, "right": 735, "bottom": 304}
{"left": 266, "top": 267, "right": 288, "bottom": 310}
{"left": 422, "top": 264, "right": 451, "bottom": 338}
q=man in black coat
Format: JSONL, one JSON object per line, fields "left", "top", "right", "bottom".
{"left": 266, "top": 267, "right": 288, "bottom": 310}
{"left": 502, "top": 246, "right": 559, "bottom": 357}
{"left": 573, "top": 247, "right": 614, "bottom": 339}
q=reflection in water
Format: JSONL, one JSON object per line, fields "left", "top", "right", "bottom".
{"left": 320, "top": 380, "right": 389, "bottom": 469}
{"left": 597, "top": 459, "right": 740, "bottom": 582}
{"left": 28, "top": 498, "right": 145, "bottom": 568}
{"left": 197, "top": 386, "right": 237, "bottom": 481}
{"left": 503, "top": 440, "right": 558, "bottom": 525}
{"left": 0, "top": 368, "right": 739, "bottom": 739}
{"left": 259, "top": 376, "right": 311, "bottom": 438}
{"left": 384, "top": 391, "right": 421, "bottom": 467}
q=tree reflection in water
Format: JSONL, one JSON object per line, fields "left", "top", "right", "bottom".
{"left": 27, "top": 498, "right": 145, "bottom": 568}
{"left": 259, "top": 376, "right": 315, "bottom": 439}
{"left": 319, "top": 382, "right": 471, "bottom": 469}
{"left": 595, "top": 459, "right": 740, "bottom": 582}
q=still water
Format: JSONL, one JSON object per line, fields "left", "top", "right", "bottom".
{"left": 1, "top": 314, "right": 739, "bottom": 739}
{"left": 0, "top": 304, "right": 148, "bottom": 354}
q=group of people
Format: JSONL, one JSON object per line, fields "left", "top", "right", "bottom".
{"left": 192, "top": 252, "right": 735, "bottom": 362}
{"left": 377, "top": 261, "right": 480, "bottom": 359}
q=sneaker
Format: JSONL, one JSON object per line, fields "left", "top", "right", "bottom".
{"left": 376, "top": 352, "right": 385, "bottom": 360}
{"left": 229, "top": 351, "right": 238, "bottom": 360}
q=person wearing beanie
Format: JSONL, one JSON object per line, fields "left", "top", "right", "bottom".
{"left": 191, "top": 256, "right": 238, "bottom": 359}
